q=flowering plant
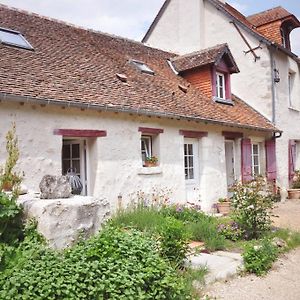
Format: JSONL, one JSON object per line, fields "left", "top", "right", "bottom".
{"left": 231, "top": 177, "right": 275, "bottom": 239}
{"left": 145, "top": 156, "right": 158, "bottom": 164}
{"left": 217, "top": 220, "right": 243, "bottom": 241}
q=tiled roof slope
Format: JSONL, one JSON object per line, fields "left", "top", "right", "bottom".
{"left": 171, "top": 44, "right": 239, "bottom": 73}
{"left": 0, "top": 4, "right": 277, "bottom": 132}
{"left": 247, "top": 6, "right": 298, "bottom": 27}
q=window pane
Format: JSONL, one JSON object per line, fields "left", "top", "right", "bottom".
{"left": 184, "top": 156, "right": 188, "bottom": 168}
{"left": 253, "top": 156, "right": 259, "bottom": 166}
{"left": 72, "top": 144, "right": 80, "bottom": 158}
{"left": 62, "top": 144, "right": 70, "bottom": 159}
{"left": 254, "top": 166, "right": 259, "bottom": 175}
{"left": 188, "top": 144, "right": 193, "bottom": 155}
{"left": 188, "top": 156, "right": 194, "bottom": 167}
{"left": 62, "top": 160, "right": 70, "bottom": 175}
{"left": 189, "top": 168, "right": 194, "bottom": 179}
{"left": 252, "top": 144, "right": 258, "bottom": 154}
{"left": 72, "top": 159, "right": 80, "bottom": 173}
{"left": 184, "top": 144, "right": 187, "bottom": 155}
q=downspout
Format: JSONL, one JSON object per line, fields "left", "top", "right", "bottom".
{"left": 270, "top": 47, "right": 276, "bottom": 124}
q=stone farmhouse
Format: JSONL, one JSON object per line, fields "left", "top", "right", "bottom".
{"left": 143, "top": 0, "right": 300, "bottom": 195}
{"left": 0, "top": 4, "right": 279, "bottom": 211}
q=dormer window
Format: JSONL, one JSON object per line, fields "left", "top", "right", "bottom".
{"left": 216, "top": 72, "right": 225, "bottom": 99}
{"left": 213, "top": 69, "right": 233, "bottom": 105}
{"left": 0, "top": 27, "right": 33, "bottom": 50}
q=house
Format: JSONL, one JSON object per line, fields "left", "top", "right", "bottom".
{"left": 0, "top": 4, "right": 278, "bottom": 211}
{"left": 143, "top": 0, "right": 300, "bottom": 194}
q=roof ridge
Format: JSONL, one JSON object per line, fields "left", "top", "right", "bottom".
{"left": 171, "top": 43, "right": 228, "bottom": 61}
{"left": 247, "top": 6, "right": 284, "bottom": 19}
{"left": 0, "top": 3, "right": 175, "bottom": 56}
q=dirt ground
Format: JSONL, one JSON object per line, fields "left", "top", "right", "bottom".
{"left": 204, "top": 200, "right": 300, "bottom": 300}
{"left": 272, "top": 199, "right": 300, "bottom": 230}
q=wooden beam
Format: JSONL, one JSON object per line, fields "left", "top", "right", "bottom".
{"left": 138, "top": 127, "right": 164, "bottom": 134}
{"left": 179, "top": 130, "right": 208, "bottom": 138}
{"left": 53, "top": 129, "right": 107, "bottom": 137}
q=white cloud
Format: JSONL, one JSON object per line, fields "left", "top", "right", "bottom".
{"left": 226, "top": 1, "right": 248, "bottom": 13}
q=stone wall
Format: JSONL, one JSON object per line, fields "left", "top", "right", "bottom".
{"left": 18, "top": 194, "right": 110, "bottom": 249}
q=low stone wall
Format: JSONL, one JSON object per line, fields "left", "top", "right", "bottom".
{"left": 18, "top": 194, "right": 110, "bottom": 249}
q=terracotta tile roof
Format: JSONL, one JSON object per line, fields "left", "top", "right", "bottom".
{"left": 247, "top": 6, "right": 298, "bottom": 27}
{"left": 0, "top": 4, "right": 278, "bottom": 132}
{"left": 170, "top": 44, "right": 239, "bottom": 74}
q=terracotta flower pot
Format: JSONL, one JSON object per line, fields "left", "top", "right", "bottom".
{"left": 145, "top": 161, "right": 157, "bottom": 167}
{"left": 287, "top": 189, "right": 300, "bottom": 199}
{"left": 217, "top": 202, "right": 231, "bottom": 215}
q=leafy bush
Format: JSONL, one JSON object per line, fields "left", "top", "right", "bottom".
{"left": 242, "top": 238, "right": 278, "bottom": 276}
{"left": 0, "top": 192, "right": 23, "bottom": 244}
{"left": 0, "top": 225, "right": 190, "bottom": 299}
{"left": 158, "top": 217, "right": 189, "bottom": 267}
{"left": 231, "top": 178, "right": 275, "bottom": 239}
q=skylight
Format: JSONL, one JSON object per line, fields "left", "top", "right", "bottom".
{"left": 0, "top": 27, "right": 33, "bottom": 50}
{"left": 130, "top": 60, "right": 155, "bottom": 75}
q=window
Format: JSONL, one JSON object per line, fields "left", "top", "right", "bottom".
{"left": 184, "top": 143, "right": 195, "bottom": 180}
{"left": 62, "top": 139, "right": 87, "bottom": 195}
{"left": 130, "top": 60, "right": 155, "bottom": 75}
{"left": 251, "top": 143, "right": 261, "bottom": 176}
{"left": 0, "top": 27, "right": 33, "bottom": 50}
{"left": 216, "top": 72, "right": 225, "bottom": 99}
{"left": 141, "top": 135, "right": 152, "bottom": 165}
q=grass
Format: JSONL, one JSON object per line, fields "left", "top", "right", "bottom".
{"left": 111, "top": 204, "right": 226, "bottom": 252}
{"left": 181, "top": 266, "right": 208, "bottom": 298}
{"left": 110, "top": 205, "right": 165, "bottom": 233}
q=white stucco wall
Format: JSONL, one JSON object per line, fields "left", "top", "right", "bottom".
{"left": 144, "top": 0, "right": 205, "bottom": 54}
{"left": 144, "top": 0, "right": 300, "bottom": 192}
{"left": 0, "top": 100, "right": 270, "bottom": 212}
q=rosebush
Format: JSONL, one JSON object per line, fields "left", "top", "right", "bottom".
{"left": 231, "top": 178, "right": 275, "bottom": 239}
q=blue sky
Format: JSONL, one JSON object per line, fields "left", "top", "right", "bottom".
{"left": 0, "top": 0, "right": 299, "bottom": 54}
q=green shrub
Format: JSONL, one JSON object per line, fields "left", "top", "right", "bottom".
{"left": 231, "top": 178, "right": 275, "bottom": 239}
{"left": 159, "top": 217, "right": 189, "bottom": 267}
{"left": 0, "top": 225, "right": 190, "bottom": 299}
{"left": 242, "top": 238, "right": 278, "bottom": 276}
{"left": 0, "top": 192, "right": 23, "bottom": 244}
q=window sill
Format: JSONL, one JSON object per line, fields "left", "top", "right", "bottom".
{"left": 213, "top": 97, "right": 234, "bottom": 106}
{"left": 288, "top": 106, "right": 300, "bottom": 112}
{"left": 137, "top": 166, "right": 162, "bottom": 175}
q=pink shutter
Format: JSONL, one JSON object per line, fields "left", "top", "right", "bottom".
{"left": 241, "top": 138, "right": 252, "bottom": 182}
{"left": 265, "top": 139, "right": 277, "bottom": 181}
{"left": 288, "top": 140, "right": 297, "bottom": 181}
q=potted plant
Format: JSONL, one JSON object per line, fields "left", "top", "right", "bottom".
{"left": 216, "top": 197, "right": 231, "bottom": 215}
{"left": 145, "top": 156, "right": 158, "bottom": 167}
{"left": 288, "top": 170, "right": 300, "bottom": 199}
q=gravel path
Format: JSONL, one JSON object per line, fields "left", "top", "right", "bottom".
{"left": 205, "top": 248, "right": 300, "bottom": 300}
{"left": 204, "top": 200, "right": 300, "bottom": 300}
